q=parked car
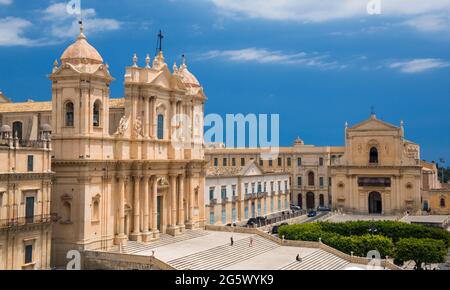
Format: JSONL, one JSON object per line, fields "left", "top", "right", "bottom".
{"left": 290, "top": 205, "right": 302, "bottom": 212}
{"left": 307, "top": 211, "right": 317, "bottom": 218}
{"left": 271, "top": 223, "right": 289, "bottom": 234}
{"left": 246, "top": 218, "right": 257, "bottom": 226}
{"left": 317, "top": 206, "right": 331, "bottom": 212}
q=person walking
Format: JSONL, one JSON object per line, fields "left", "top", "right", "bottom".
{"left": 230, "top": 236, "right": 234, "bottom": 246}
{"left": 249, "top": 237, "right": 254, "bottom": 247}
{"left": 296, "top": 254, "right": 302, "bottom": 262}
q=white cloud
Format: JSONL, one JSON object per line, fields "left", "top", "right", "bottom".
{"left": 0, "top": 0, "right": 12, "bottom": 6}
{"left": 0, "top": 17, "right": 37, "bottom": 46}
{"left": 388, "top": 58, "right": 450, "bottom": 73}
{"left": 41, "top": 3, "right": 121, "bottom": 40}
{"left": 198, "top": 48, "right": 344, "bottom": 69}
{"left": 0, "top": 2, "right": 121, "bottom": 47}
{"left": 209, "top": 0, "right": 450, "bottom": 31}
{"left": 404, "top": 14, "right": 450, "bottom": 32}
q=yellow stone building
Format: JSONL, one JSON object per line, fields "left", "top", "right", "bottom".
{"left": 0, "top": 24, "right": 207, "bottom": 268}
{"left": 0, "top": 125, "right": 53, "bottom": 270}
{"left": 330, "top": 114, "right": 422, "bottom": 214}
{"left": 421, "top": 161, "right": 450, "bottom": 215}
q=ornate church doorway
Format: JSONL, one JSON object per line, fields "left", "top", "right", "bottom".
{"left": 297, "top": 194, "right": 303, "bottom": 208}
{"left": 306, "top": 192, "right": 315, "bottom": 210}
{"left": 368, "top": 192, "right": 382, "bottom": 214}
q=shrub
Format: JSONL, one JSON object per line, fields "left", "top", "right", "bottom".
{"left": 395, "top": 238, "right": 447, "bottom": 270}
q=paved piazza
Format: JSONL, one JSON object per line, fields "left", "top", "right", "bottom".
{"left": 105, "top": 230, "right": 383, "bottom": 270}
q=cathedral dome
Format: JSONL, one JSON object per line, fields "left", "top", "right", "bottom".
{"left": 177, "top": 57, "right": 200, "bottom": 87}
{"left": 60, "top": 26, "right": 103, "bottom": 65}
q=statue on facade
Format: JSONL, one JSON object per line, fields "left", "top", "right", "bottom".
{"left": 134, "top": 116, "right": 144, "bottom": 137}
{"left": 114, "top": 115, "right": 129, "bottom": 137}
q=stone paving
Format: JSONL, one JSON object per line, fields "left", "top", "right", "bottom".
{"left": 104, "top": 229, "right": 380, "bottom": 270}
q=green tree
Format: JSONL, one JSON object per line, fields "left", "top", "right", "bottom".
{"left": 395, "top": 238, "right": 447, "bottom": 270}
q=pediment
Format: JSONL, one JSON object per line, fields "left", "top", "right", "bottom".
{"left": 350, "top": 117, "right": 399, "bottom": 131}
{"left": 240, "top": 161, "right": 264, "bottom": 176}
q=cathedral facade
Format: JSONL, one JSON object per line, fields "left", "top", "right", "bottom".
{"left": 330, "top": 114, "right": 422, "bottom": 215}
{"left": 1, "top": 25, "right": 207, "bottom": 267}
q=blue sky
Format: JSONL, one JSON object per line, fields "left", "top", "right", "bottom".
{"left": 1, "top": 0, "right": 449, "bottom": 163}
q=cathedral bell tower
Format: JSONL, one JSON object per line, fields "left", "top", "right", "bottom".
{"left": 49, "top": 22, "right": 114, "bottom": 159}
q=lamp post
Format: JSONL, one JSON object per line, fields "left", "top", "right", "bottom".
{"left": 439, "top": 158, "right": 446, "bottom": 184}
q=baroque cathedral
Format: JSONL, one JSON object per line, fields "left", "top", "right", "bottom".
{"left": 1, "top": 23, "right": 207, "bottom": 267}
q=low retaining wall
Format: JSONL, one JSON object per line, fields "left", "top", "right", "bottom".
{"left": 83, "top": 250, "right": 175, "bottom": 270}
{"left": 205, "top": 225, "right": 402, "bottom": 270}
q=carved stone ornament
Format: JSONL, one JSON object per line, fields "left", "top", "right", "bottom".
{"left": 114, "top": 115, "right": 130, "bottom": 136}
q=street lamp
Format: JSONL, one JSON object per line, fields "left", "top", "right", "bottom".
{"left": 439, "top": 158, "right": 446, "bottom": 184}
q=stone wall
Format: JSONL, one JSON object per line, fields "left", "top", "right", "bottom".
{"left": 83, "top": 250, "right": 175, "bottom": 270}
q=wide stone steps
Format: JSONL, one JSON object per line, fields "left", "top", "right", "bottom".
{"left": 168, "top": 235, "right": 279, "bottom": 270}
{"left": 108, "top": 230, "right": 210, "bottom": 254}
{"left": 281, "top": 249, "right": 350, "bottom": 270}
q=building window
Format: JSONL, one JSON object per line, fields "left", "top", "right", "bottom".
{"left": 232, "top": 158, "right": 236, "bottom": 166}
{"left": 214, "top": 158, "right": 218, "bottom": 167}
{"left": 221, "top": 186, "right": 227, "bottom": 200}
{"left": 269, "top": 160, "right": 273, "bottom": 167}
{"left": 232, "top": 207, "right": 237, "bottom": 223}
{"left": 259, "top": 159, "right": 264, "bottom": 166}
{"left": 221, "top": 208, "right": 226, "bottom": 225}
{"left": 278, "top": 199, "right": 281, "bottom": 210}
{"left": 308, "top": 172, "right": 315, "bottom": 186}
{"left": 284, "top": 181, "right": 288, "bottom": 192}
{"left": 244, "top": 183, "right": 249, "bottom": 195}
{"left": 245, "top": 206, "right": 249, "bottom": 219}
{"left": 232, "top": 185, "right": 237, "bottom": 196}
{"left": 257, "top": 182, "right": 262, "bottom": 193}
{"left": 251, "top": 183, "right": 255, "bottom": 193}
{"left": 12, "top": 121, "right": 23, "bottom": 140}
{"left": 223, "top": 158, "right": 227, "bottom": 166}
{"left": 270, "top": 182, "right": 274, "bottom": 192}
{"left": 24, "top": 245, "right": 33, "bottom": 264}
{"left": 27, "top": 155, "right": 34, "bottom": 172}
{"left": 278, "top": 158, "right": 282, "bottom": 167}
{"left": 157, "top": 114, "right": 164, "bottom": 140}
{"left": 319, "top": 194, "right": 325, "bottom": 207}
{"left": 370, "top": 147, "right": 379, "bottom": 164}
{"left": 297, "top": 158, "right": 302, "bottom": 167}
{"left": 297, "top": 177, "right": 302, "bottom": 187}
{"left": 65, "top": 102, "right": 74, "bottom": 127}
{"left": 209, "top": 187, "right": 215, "bottom": 201}
{"left": 25, "top": 196, "right": 35, "bottom": 224}
{"left": 241, "top": 158, "right": 245, "bottom": 166}
{"left": 319, "top": 157, "right": 324, "bottom": 166}
{"left": 210, "top": 210, "right": 215, "bottom": 224}
{"left": 258, "top": 202, "right": 261, "bottom": 216}
{"left": 287, "top": 158, "right": 291, "bottom": 167}
{"left": 93, "top": 100, "right": 101, "bottom": 127}
{"left": 271, "top": 198, "right": 274, "bottom": 212}
{"left": 441, "top": 198, "right": 446, "bottom": 208}
{"left": 320, "top": 177, "right": 324, "bottom": 188}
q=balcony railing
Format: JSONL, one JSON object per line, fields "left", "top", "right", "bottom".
{"left": 210, "top": 199, "right": 218, "bottom": 206}
{"left": 0, "top": 214, "right": 56, "bottom": 229}
{"left": 221, "top": 197, "right": 229, "bottom": 204}
{"left": 232, "top": 196, "right": 239, "bottom": 203}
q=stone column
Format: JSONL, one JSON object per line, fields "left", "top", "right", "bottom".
{"left": 115, "top": 177, "right": 127, "bottom": 245}
{"left": 142, "top": 176, "right": 151, "bottom": 242}
{"left": 130, "top": 176, "right": 141, "bottom": 241}
{"left": 151, "top": 97, "right": 156, "bottom": 139}
{"left": 144, "top": 97, "right": 150, "bottom": 138}
{"left": 151, "top": 176, "right": 159, "bottom": 239}
{"left": 167, "top": 174, "right": 179, "bottom": 235}
{"left": 178, "top": 174, "right": 185, "bottom": 231}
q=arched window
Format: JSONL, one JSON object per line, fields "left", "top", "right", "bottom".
{"left": 62, "top": 202, "right": 71, "bottom": 223}
{"left": 12, "top": 121, "right": 23, "bottom": 140}
{"left": 319, "top": 194, "right": 325, "bottom": 207}
{"left": 157, "top": 114, "right": 164, "bottom": 140}
{"left": 65, "top": 102, "right": 74, "bottom": 127}
{"left": 308, "top": 172, "right": 315, "bottom": 186}
{"left": 93, "top": 100, "right": 101, "bottom": 127}
{"left": 441, "top": 198, "right": 446, "bottom": 208}
{"left": 370, "top": 147, "right": 379, "bottom": 164}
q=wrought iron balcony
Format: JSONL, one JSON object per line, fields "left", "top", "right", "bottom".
{"left": 0, "top": 214, "right": 57, "bottom": 229}
{"left": 221, "top": 197, "right": 229, "bottom": 204}
{"left": 232, "top": 196, "right": 239, "bottom": 203}
{"left": 210, "top": 198, "right": 218, "bottom": 206}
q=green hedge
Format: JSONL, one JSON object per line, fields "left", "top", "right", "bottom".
{"left": 278, "top": 221, "right": 450, "bottom": 264}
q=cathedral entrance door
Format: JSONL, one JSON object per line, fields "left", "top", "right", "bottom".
{"left": 157, "top": 196, "right": 162, "bottom": 231}
{"left": 368, "top": 192, "right": 382, "bottom": 214}
{"left": 306, "top": 192, "right": 315, "bottom": 210}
